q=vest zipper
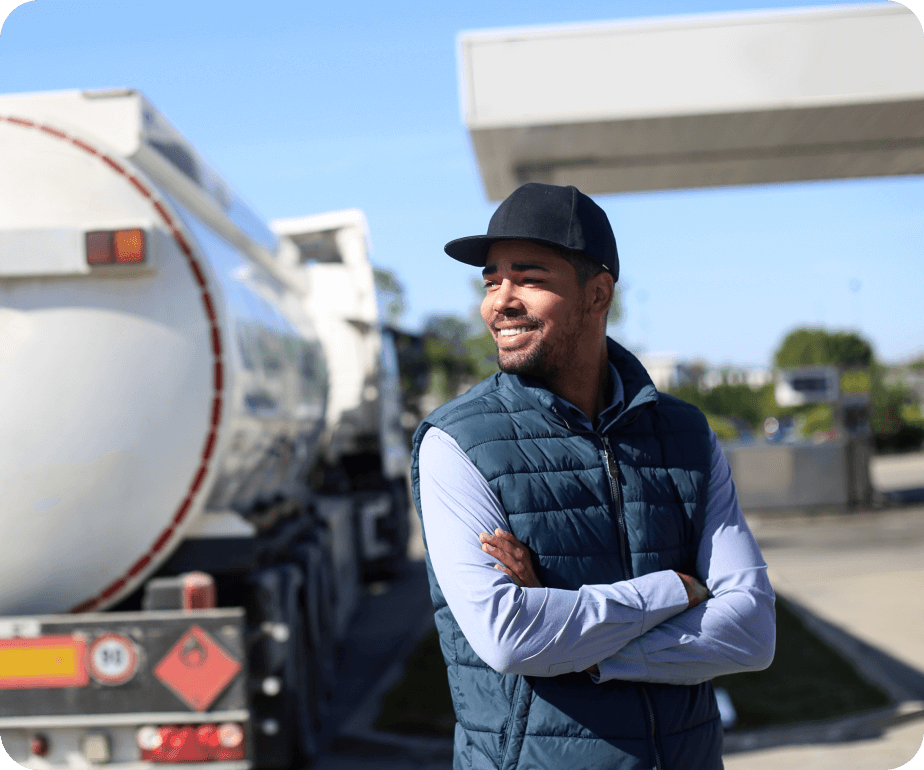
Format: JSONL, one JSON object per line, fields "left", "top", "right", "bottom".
{"left": 601, "top": 436, "right": 631, "bottom": 583}
{"left": 602, "top": 434, "right": 663, "bottom": 770}
{"left": 550, "top": 408, "right": 633, "bottom": 582}
{"left": 553, "top": 408, "right": 664, "bottom": 768}
{"left": 641, "top": 686, "right": 664, "bottom": 770}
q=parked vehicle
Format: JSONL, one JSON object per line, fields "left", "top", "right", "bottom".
{"left": 0, "top": 88, "right": 410, "bottom": 769}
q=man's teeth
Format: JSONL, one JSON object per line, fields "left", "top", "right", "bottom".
{"left": 500, "top": 327, "right": 531, "bottom": 337}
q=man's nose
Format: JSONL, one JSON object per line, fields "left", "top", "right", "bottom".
{"left": 493, "top": 280, "right": 525, "bottom": 314}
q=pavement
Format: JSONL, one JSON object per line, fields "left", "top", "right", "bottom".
{"left": 316, "top": 453, "right": 924, "bottom": 770}
{"left": 723, "top": 501, "right": 924, "bottom": 769}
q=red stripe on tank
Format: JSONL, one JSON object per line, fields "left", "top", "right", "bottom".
{"left": 39, "top": 125, "right": 68, "bottom": 139}
{"left": 129, "top": 176, "right": 152, "bottom": 198}
{"left": 101, "top": 155, "right": 126, "bottom": 176}
{"left": 70, "top": 138, "right": 99, "bottom": 156}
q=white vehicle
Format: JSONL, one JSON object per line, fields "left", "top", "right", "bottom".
{"left": 0, "top": 88, "right": 410, "bottom": 769}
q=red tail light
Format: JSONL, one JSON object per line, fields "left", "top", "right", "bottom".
{"left": 86, "top": 229, "right": 146, "bottom": 265}
{"left": 30, "top": 735, "right": 49, "bottom": 757}
{"left": 86, "top": 231, "right": 113, "bottom": 265}
{"left": 138, "top": 724, "right": 245, "bottom": 763}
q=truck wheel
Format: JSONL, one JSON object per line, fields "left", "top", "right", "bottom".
{"left": 292, "top": 541, "right": 338, "bottom": 755}
{"left": 389, "top": 477, "right": 411, "bottom": 566}
{"left": 247, "top": 563, "right": 315, "bottom": 769}
{"left": 290, "top": 585, "right": 321, "bottom": 764}
{"left": 309, "top": 545, "right": 338, "bottom": 731}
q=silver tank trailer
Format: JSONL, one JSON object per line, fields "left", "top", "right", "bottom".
{"left": 0, "top": 90, "right": 331, "bottom": 614}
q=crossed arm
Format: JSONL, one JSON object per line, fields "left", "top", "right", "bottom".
{"left": 481, "top": 528, "right": 708, "bottom": 677}
{"left": 419, "top": 427, "right": 776, "bottom": 684}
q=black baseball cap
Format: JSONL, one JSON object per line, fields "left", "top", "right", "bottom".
{"left": 444, "top": 182, "right": 618, "bottom": 281}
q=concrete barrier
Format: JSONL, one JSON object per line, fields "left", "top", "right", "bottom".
{"left": 724, "top": 440, "right": 872, "bottom": 510}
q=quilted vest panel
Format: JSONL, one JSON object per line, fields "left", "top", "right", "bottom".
{"left": 412, "top": 340, "right": 722, "bottom": 770}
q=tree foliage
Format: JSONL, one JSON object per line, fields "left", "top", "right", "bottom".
{"left": 373, "top": 267, "right": 406, "bottom": 325}
{"left": 670, "top": 383, "right": 775, "bottom": 430}
{"left": 774, "top": 328, "right": 874, "bottom": 368}
{"left": 418, "top": 315, "right": 495, "bottom": 402}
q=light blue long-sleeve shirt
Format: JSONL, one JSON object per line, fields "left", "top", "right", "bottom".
{"left": 418, "top": 367, "right": 775, "bottom": 684}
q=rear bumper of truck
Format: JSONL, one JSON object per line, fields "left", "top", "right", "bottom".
{"left": 0, "top": 609, "right": 251, "bottom": 770}
{"left": 0, "top": 711, "right": 252, "bottom": 770}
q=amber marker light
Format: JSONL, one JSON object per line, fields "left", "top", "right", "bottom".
{"left": 114, "top": 229, "right": 145, "bottom": 263}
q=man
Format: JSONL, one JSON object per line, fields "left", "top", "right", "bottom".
{"left": 411, "top": 182, "right": 775, "bottom": 770}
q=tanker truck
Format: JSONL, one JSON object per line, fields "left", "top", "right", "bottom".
{"left": 0, "top": 89, "right": 411, "bottom": 769}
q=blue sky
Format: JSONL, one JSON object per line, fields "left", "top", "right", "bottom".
{"left": 1, "top": 0, "right": 921, "bottom": 367}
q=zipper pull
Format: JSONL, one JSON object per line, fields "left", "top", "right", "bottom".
{"left": 602, "top": 436, "right": 618, "bottom": 476}
{"left": 551, "top": 407, "right": 573, "bottom": 432}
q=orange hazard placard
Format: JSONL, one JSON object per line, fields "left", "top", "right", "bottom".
{"left": 153, "top": 625, "right": 241, "bottom": 711}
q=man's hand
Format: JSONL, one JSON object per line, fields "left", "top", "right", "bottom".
{"left": 479, "top": 529, "right": 543, "bottom": 588}
{"left": 675, "top": 572, "right": 709, "bottom": 609}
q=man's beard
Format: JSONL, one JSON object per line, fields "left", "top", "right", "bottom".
{"left": 493, "top": 308, "right": 586, "bottom": 383}
{"left": 496, "top": 330, "right": 558, "bottom": 381}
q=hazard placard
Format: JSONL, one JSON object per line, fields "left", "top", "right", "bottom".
{"left": 153, "top": 625, "right": 242, "bottom": 711}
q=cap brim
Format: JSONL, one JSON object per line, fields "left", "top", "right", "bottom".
{"left": 444, "top": 235, "right": 575, "bottom": 267}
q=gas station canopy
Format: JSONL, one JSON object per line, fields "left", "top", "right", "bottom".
{"left": 458, "top": 4, "right": 924, "bottom": 200}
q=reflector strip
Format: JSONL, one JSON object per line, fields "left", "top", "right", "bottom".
{"left": 0, "top": 636, "right": 88, "bottom": 689}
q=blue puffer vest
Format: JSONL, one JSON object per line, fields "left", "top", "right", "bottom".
{"left": 411, "top": 339, "right": 722, "bottom": 770}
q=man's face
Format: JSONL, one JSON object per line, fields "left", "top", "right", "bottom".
{"left": 480, "top": 241, "right": 591, "bottom": 381}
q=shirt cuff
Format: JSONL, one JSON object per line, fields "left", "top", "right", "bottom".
{"left": 634, "top": 570, "right": 690, "bottom": 634}
{"left": 592, "top": 638, "right": 648, "bottom": 683}
{"left": 586, "top": 571, "right": 687, "bottom": 684}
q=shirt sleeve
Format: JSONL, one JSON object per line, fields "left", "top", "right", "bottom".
{"left": 593, "top": 430, "right": 776, "bottom": 685}
{"left": 419, "top": 426, "right": 690, "bottom": 678}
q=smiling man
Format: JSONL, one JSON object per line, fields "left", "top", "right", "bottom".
{"left": 411, "top": 182, "right": 775, "bottom": 770}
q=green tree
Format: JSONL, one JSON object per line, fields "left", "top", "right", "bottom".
{"left": 774, "top": 328, "right": 874, "bottom": 368}
{"left": 373, "top": 267, "right": 406, "bottom": 325}
{"left": 671, "top": 383, "right": 775, "bottom": 431}
{"left": 421, "top": 315, "right": 485, "bottom": 401}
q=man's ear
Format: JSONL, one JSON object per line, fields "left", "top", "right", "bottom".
{"left": 587, "top": 272, "right": 615, "bottom": 321}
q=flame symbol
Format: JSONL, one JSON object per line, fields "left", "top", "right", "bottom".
{"left": 179, "top": 633, "right": 208, "bottom": 668}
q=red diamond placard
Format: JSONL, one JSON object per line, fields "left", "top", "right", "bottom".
{"left": 154, "top": 625, "right": 242, "bottom": 711}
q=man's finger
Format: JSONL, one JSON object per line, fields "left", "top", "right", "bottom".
{"left": 481, "top": 535, "right": 520, "bottom": 556}
{"left": 482, "top": 541, "right": 530, "bottom": 572}
{"left": 483, "top": 531, "right": 527, "bottom": 553}
{"left": 481, "top": 543, "right": 528, "bottom": 574}
{"left": 493, "top": 528, "right": 521, "bottom": 543}
{"left": 493, "top": 563, "right": 523, "bottom": 587}
{"left": 482, "top": 540, "right": 524, "bottom": 567}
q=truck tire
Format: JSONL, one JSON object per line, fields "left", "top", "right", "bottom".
{"left": 291, "top": 580, "right": 321, "bottom": 765}
{"left": 292, "top": 541, "right": 338, "bottom": 756}
{"left": 247, "top": 563, "right": 321, "bottom": 768}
